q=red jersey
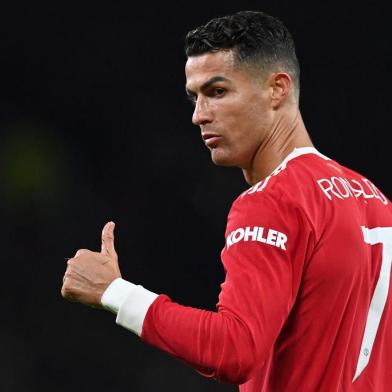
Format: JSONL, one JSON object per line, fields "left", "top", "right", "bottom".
{"left": 139, "top": 147, "right": 392, "bottom": 391}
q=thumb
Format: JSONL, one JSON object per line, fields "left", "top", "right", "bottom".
{"left": 101, "top": 221, "right": 116, "bottom": 255}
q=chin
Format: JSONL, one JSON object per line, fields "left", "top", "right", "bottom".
{"left": 210, "top": 149, "right": 238, "bottom": 167}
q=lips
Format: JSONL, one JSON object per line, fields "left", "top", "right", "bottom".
{"left": 202, "top": 133, "right": 222, "bottom": 148}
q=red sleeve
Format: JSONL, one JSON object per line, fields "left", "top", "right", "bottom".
{"left": 140, "top": 191, "right": 315, "bottom": 384}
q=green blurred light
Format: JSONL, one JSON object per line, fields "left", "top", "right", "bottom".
{"left": 0, "top": 122, "right": 68, "bottom": 204}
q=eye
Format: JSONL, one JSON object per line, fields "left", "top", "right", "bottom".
{"left": 213, "top": 87, "right": 226, "bottom": 97}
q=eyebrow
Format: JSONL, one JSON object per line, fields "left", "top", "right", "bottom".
{"left": 185, "top": 76, "right": 230, "bottom": 96}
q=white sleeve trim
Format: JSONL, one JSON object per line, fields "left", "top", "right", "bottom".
{"left": 101, "top": 277, "right": 159, "bottom": 336}
{"left": 116, "top": 284, "right": 159, "bottom": 336}
{"left": 101, "top": 277, "right": 137, "bottom": 314}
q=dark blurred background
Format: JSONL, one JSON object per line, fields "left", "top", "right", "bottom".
{"left": 0, "top": 1, "right": 390, "bottom": 391}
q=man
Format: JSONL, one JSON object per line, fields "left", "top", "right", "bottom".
{"left": 61, "top": 11, "right": 392, "bottom": 391}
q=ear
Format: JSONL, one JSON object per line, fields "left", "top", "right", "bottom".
{"left": 270, "top": 72, "right": 293, "bottom": 108}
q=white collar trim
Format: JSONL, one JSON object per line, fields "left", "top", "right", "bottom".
{"left": 242, "top": 147, "right": 329, "bottom": 196}
{"left": 272, "top": 147, "right": 329, "bottom": 174}
{"left": 282, "top": 146, "right": 328, "bottom": 165}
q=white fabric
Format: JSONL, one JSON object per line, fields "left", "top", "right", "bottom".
{"left": 101, "top": 278, "right": 137, "bottom": 313}
{"left": 101, "top": 277, "right": 159, "bottom": 336}
{"left": 274, "top": 147, "right": 330, "bottom": 173}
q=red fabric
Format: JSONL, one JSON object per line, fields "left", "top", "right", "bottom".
{"left": 141, "top": 152, "right": 392, "bottom": 391}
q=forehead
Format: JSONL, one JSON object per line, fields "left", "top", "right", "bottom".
{"left": 185, "top": 50, "right": 238, "bottom": 90}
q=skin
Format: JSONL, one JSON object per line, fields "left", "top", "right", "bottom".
{"left": 185, "top": 50, "right": 313, "bottom": 185}
{"left": 62, "top": 49, "right": 313, "bottom": 307}
{"left": 61, "top": 222, "right": 121, "bottom": 308}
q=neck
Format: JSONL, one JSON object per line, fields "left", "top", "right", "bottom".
{"left": 242, "top": 109, "right": 313, "bottom": 185}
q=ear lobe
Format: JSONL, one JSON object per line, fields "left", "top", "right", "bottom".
{"left": 270, "top": 72, "right": 292, "bottom": 108}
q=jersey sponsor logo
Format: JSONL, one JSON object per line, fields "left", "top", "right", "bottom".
{"left": 317, "top": 176, "right": 388, "bottom": 205}
{"left": 226, "top": 226, "right": 287, "bottom": 250}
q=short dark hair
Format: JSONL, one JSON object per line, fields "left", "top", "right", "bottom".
{"left": 185, "top": 11, "right": 300, "bottom": 97}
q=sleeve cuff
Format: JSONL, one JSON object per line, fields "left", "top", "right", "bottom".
{"left": 101, "top": 278, "right": 137, "bottom": 313}
{"left": 101, "top": 277, "right": 159, "bottom": 336}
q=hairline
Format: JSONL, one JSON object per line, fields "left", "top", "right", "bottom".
{"left": 187, "top": 47, "right": 299, "bottom": 102}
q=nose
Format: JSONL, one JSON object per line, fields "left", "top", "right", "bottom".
{"left": 192, "top": 96, "right": 213, "bottom": 126}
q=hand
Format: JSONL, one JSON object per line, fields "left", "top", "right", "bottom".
{"left": 61, "top": 221, "right": 122, "bottom": 308}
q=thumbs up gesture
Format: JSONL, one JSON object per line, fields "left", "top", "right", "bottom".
{"left": 61, "top": 222, "right": 122, "bottom": 308}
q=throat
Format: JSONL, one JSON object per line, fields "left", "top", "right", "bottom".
{"left": 242, "top": 111, "right": 313, "bottom": 185}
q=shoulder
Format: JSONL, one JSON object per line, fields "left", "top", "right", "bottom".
{"left": 226, "top": 150, "right": 332, "bottom": 237}
{"left": 226, "top": 148, "right": 339, "bottom": 246}
{"left": 234, "top": 148, "right": 331, "bottom": 210}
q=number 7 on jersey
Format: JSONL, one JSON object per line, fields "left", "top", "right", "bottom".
{"left": 353, "top": 226, "right": 392, "bottom": 381}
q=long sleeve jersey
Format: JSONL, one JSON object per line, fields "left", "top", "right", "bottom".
{"left": 102, "top": 147, "right": 392, "bottom": 391}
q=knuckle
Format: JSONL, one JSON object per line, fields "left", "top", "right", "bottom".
{"left": 63, "top": 272, "right": 74, "bottom": 285}
{"left": 62, "top": 283, "right": 75, "bottom": 299}
{"left": 61, "top": 284, "right": 70, "bottom": 298}
{"left": 75, "top": 249, "right": 88, "bottom": 257}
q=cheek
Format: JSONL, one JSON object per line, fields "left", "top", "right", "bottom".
{"left": 215, "top": 94, "right": 269, "bottom": 141}
{"left": 228, "top": 109, "right": 266, "bottom": 144}
{"left": 229, "top": 94, "right": 266, "bottom": 123}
